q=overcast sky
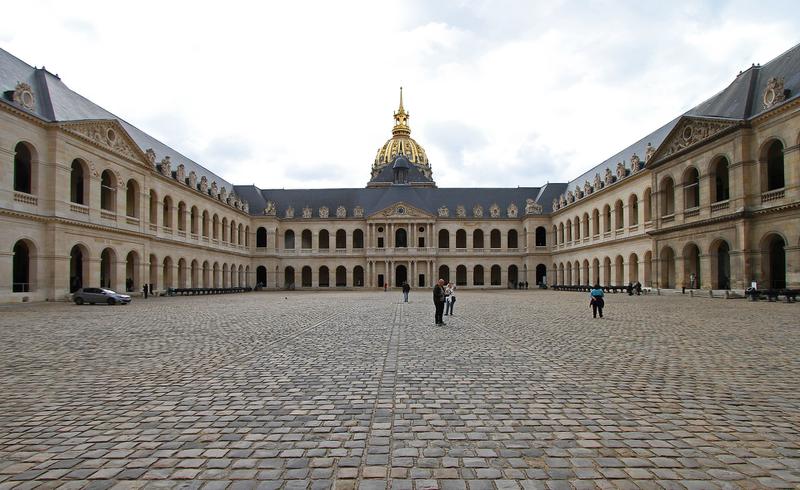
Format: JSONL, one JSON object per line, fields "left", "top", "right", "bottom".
{"left": 3, "top": 1, "right": 799, "bottom": 189}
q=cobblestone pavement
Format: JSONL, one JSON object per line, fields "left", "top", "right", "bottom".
{"left": 0, "top": 290, "right": 798, "bottom": 490}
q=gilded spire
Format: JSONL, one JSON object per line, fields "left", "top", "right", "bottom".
{"left": 393, "top": 86, "right": 410, "bottom": 136}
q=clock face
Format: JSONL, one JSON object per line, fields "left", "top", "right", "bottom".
{"left": 397, "top": 206, "right": 405, "bottom": 215}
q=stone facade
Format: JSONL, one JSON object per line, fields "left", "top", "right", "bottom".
{"left": 1, "top": 48, "right": 799, "bottom": 303}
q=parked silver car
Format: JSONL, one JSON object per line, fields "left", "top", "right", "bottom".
{"left": 73, "top": 288, "right": 132, "bottom": 305}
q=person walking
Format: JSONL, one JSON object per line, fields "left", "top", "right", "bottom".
{"left": 402, "top": 282, "right": 411, "bottom": 302}
{"left": 590, "top": 284, "right": 605, "bottom": 318}
{"left": 433, "top": 279, "right": 446, "bottom": 326}
{"left": 444, "top": 282, "right": 456, "bottom": 316}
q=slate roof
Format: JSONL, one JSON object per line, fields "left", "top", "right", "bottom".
{"left": 241, "top": 184, "right": 567, "bottom": 218}
{"left": 567, "top": 41, "right": 800, "bottom": 191}
{"left": 0, "top": 47, "right": 234, "bottom": 191}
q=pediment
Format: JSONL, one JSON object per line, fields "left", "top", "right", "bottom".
{"left": 368, "top": 201, "right": 435, "bottom": 219}
{"left": 60, "top": 119, "right": 148, "bottom": 164}
{"left": 650, "top": 116, "right": 739, "bottom": 164}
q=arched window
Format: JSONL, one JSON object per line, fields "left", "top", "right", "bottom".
{"left": 762, "top": 234, "right": 786, "bottom": 289}
{"left": 203, "top": 211, "right": 211, "bottom": 237}
{"left": 319, "top": 266, "right": 330, "bottom": 287}
{"left": 13, "top": 142, "right": 33, "bottom": 194}
{"left": 508, "top": 265, "right": 519, "bottom": 286}
{"left": 456, "top": 265, "right": 467, "bottom": 286}
{"left": 353, "top": 229, "right": 364, "bottom": 249}
{"left": 711, "top": 157, "right": 730, "bottom": 202}
{"left": 353, "top": 266, "right": 364, "bottom": 287}
{"left": 765, "top": 140, "right": 785, "bottom": 191}
{"left": 643, "top": 188, "right": 652, "bottom": 221}
{"left": 603, "top": 204, "right": 611, "bottom": 232}
{"left": 552, "top": 225, "right": 558, "bottom": 245}
{"left": 628, "top": 195, "right": 638, "bottom": 225}
{"left": 126, "top": 179, "right": 140, "bottom": 218}
{"left": 438, "top": 265, "right": 450, "bottom": 283}
{"left": 69, "top": 244, "right": 88, "bottom": 292}
{"left": 256, "top": 265, "right": 267, "bottom": 287}
{"left": 230, "top": 220, "right": 237, "bottom": 244}
{"left": 592, "top": 209, "right": 600, "bottom": 235}
{"left": 536, "top": 264, "right": 547, "bottom": 285}
{"left": 535, "top": 227, "right": 546, "bottom": 247}
{"left": 490, "top": 265, "right": 501, "bottom": 286}
{"left": 221, "top": 217, "right": 228, "bottom": 242}
{"left": 256, "top": 227, "right": 267, "bottom": 248}
{"left": 163, "top": 257, "right": 174, "bottom": 288}
{"left": 508, "top": 230, "right": 518, "bottom": 248}
{"left": 473, "top": 230, "right": 484, "bottom": 249}
{"left": 660, "top": 177, "right": 675, "bottom": 216}
{"left": 456, "top": 229, "right": 467, "bottom": 249}
{"left": 573, "top": 217, "right": 580, "bottom": 241}
{"left": 301, "top": 229, "right": 312, "bottom": 249}
{"left": 101, "top": 170, "right": 116, "bottom": 212}
{"left": 70, "top": 159, "right": 86, "bottom": 205}
{"left": 162, "top": 196, "right": 173, "bottom": 228}
{"left": 473, "top": 265, "right": 484, "bottom": 286}
{"left": 212, "top": 214, "right": 219, "bottom": 239}
{"left": 126, "top": 251, "right": 140, "bottom": 291}
{"left": 582, "top": 213, "right": 590, "bottom": 237}
{"left": 177, "top": 201, "right": 187, "bottom": 231}
{"left": 190, "top": 206, "right": 199, "bottom": 234}
{"left": 284, "top": 266, "right": 295, "bottom": 288}
{"left": 438, "top": 229, "right": 450, "bottom": 248}
{"left": 148, "top": 190, "right": 158, "bottom": 224}
{"left": 335, "top": 266, "right": 347, "bottom": 287}
{"left": 490, "top": 229, "right": 501, "bottom": 248}
{"left": 12, "top": 240, "right": 33, "bottom": 292}
{"left": 558, "top": 222, "right": 565, "bottom": 243}
{"left": 395, "top": 228, "right": 407, "bottom": 248}
{"left": 565, "top": 220, "right": 572, "bottom": 242}
{"left": 336, "top": 229, "right": 347, "bottom": 249}
{"left": 302, "top": 266, "right": 312, "bottom": 287}
{"left": 319, "top": 230, "right": 330, "bottom": 249}
{"left": 284, "top": 230, "right": 295, "bottom": 249}
{"left": 614, "top": 200, "right": 624, "bottom": 229}
{"left": 683, "top": 167, "right": 700, "bottom": 209}
{"left": 100, "top": 248, "right": 116, "bottom": 289}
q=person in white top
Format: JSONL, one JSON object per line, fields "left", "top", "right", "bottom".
{"left": 444, "top": 282, "right": 456, "bottom": 316}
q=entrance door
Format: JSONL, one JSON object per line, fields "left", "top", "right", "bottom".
{"left": 378, "top": 274, "right": 384, "bottom": 287}
{"left": 395, "top": 265, "right": 407, "bottom": 287}
{"left": 418, "top": 274, "right": 425, "bottom": 287}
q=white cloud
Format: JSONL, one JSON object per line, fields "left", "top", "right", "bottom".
{"left": 3, "top": 0, "right": 799, "bottom": 189}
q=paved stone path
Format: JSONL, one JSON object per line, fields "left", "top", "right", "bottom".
{"left": 0, "top": 290, "right": 798, "bottom": 489}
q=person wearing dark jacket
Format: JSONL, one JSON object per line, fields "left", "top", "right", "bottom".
{"left": 433, "top": 279, "right": 446, "bottom": 325}
{"left": 402, "top": 282, "right": 411, "bottom": 302}
{"left": 589, "top": 284, "right": 605, "bottom": 318}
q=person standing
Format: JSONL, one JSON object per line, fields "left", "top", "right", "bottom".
{"left": 433, "top": 279, "right": 446, "bottom": 326}
{"left": 142, "top": 284, "right": 148, "bottom": 299}
{"left": 402, "top": 282, "right": 411, "bottom": 302}
{"left": 445, "top": 282, "right": 456, "bottom": 316}
{"left": 590, "top": 284, "right": 605, "bottom": 318}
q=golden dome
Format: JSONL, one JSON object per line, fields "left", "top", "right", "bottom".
{"left": 372, "top": 88, "right": 431, "bottom": 179}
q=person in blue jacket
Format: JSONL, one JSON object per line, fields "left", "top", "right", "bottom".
{"left": 589, "top": 284, "right": 605, "bottom": 318}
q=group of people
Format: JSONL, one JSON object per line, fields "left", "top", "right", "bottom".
{"left": 432, "top": 279, "right": 456, "bottom": 325}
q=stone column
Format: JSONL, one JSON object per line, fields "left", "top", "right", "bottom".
{"left": 699, "top": 254, "right": 712, "bottom": 289}
{"left": 114, "top": 259, "right": 126, "bottom": 293}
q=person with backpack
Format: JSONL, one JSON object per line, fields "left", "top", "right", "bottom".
{"left": 589, "top": 284, "right": 605, "bottom": 318}
{"left": 402, "top": 282, "right": 411, "bottom": 302}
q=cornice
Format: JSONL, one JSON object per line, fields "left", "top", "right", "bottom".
{"left": 0, "top": 208, "right": 251, "bottom": 258}
{"left": 0, "top": 99, "right": 50, "bottom": 128}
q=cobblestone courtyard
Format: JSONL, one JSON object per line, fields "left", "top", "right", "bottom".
{"left": 0, "top": 291, "right": 798, "bottom": 490}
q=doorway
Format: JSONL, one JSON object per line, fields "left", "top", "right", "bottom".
{"left": 395, "top": 265, "right": 407, "bottom": 287}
